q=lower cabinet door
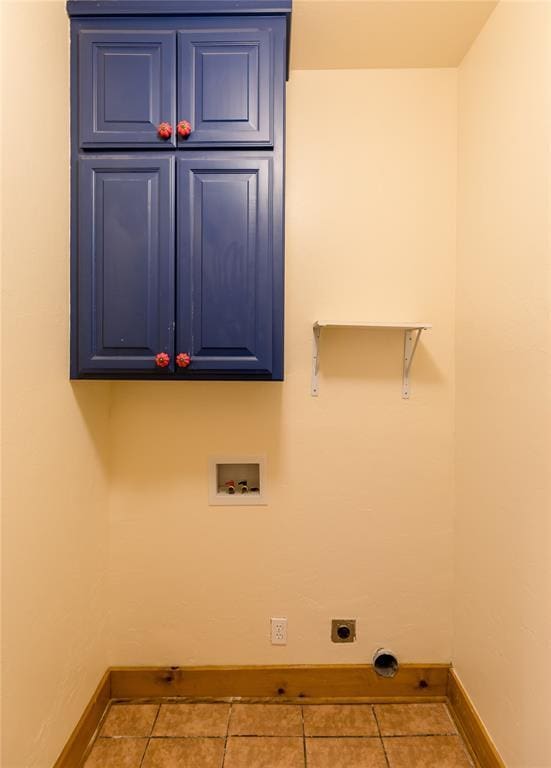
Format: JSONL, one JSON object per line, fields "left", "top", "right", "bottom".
{"left": 76, "top": 155, "right": 175, "bottom": 376}
{"left": 177, "top": 154, "right": 278, "bottom": 377}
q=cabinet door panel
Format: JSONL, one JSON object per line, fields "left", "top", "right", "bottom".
{"left": 177, "top": 155, "right": 273, "bottom": 374}
{"left": 79, "top": 30, "right": 176, "bottom": 147}
{"left": 178, "top": 20, "right": 273, "bottom": 146}
{"left": 77, "top": 156, "right": 175, "bottom": 375}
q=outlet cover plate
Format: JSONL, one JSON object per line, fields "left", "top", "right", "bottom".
{"left": 271, "top": 617, "right": 287, "bottom": 645}
{"left": 331, "top": 619, "right": 356, "bottom": 643}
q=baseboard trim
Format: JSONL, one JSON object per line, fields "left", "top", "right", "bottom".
{"left": 110, "top": 663, "right": 449, "bottom": 700}
{"left": 51, "top": 663, "right": 506, "bottom": 768}
{"left": 52, "top": 668, "right": 111, "bottom": 768}
{"left": 447, "top": 668, "right": 506, "bottom": 768}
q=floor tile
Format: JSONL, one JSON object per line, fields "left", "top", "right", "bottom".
{"left": 228, "top": 704, "right": 303, "bottom": 736}
{"left": 306, "top": 737, "right": 387, "bottom": 768}
{"left": 224, "top": 736, "right": 304, "bottom": 768}
{"left": 303, "top": 704, "right": 378, "bottom": 736}
{"left": 142, "top": 738, "right": 225, "bottom": 768}
{"left": 375, "top": 703, "right": 457, "bottom": 736}
{"left": 383, "top": 735, "right": 473, "bottom": 768}
{"left": 83, "top": 738, "right": 148, "bottom": 768}
{"left": 152, "top": 703, "right": 230, "bottom": 737}
{"left": 99, "top": 703, "right": 159, "bottom": 737}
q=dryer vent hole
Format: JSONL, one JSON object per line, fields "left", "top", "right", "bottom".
{"left": 373, "top": 649, "right": 399, "bottom": 678}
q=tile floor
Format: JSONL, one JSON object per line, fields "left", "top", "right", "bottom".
{"left": 83, "top": 700, "right": 475, "bottom": 768}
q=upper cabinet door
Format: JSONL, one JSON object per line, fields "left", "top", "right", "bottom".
{"left": 177, "top": 19, "right": 276, "bottom": 147}
{"left": 78, "top": 30, "right": 176, "bottom": 147}
{"left": 177, "top": 154, "right": 281, "bottom": 377}
{"left": 76, "top": 156, "right": 175, "bottom": 376}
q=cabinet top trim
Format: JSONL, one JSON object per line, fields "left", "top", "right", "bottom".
{"left": 67, "top": 0, "right": 292, "bottom": 17}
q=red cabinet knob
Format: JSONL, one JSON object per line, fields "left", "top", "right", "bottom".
{"left": 155, "top": 352, "right": 170, "bottom": 368}
{"left": 157, "top": 122, "right": 173, "bottom": 140}
{"left": 177, "top": 120, "right": 192, "bottom": 138}
{"left": 176, "top": 352, "right": 191, "bottom": 368}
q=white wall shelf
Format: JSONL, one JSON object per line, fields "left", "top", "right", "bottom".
{"left": 311, "top": 321, "right": 432, "bottom": 398}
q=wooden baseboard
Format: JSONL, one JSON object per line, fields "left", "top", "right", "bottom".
{"left": 447, "top": 668, "right": 506, "bottom": 768}
{"left": 52, "top": 668, "right": 111, "bottom": 768}
{"left": 51, "top": 663, "right": 506, "bottom": 768}
{"left": 110, "top": 663, "right": 449, "bottom": 700}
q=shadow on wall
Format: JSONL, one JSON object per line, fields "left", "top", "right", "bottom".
{"left": 316, "top": 328, "right": 443, "bottom": 388}
{"left": 107, "top": 381, "right": 284, "bottom": 492}
{"left": 71, "top": 382, "right": 112, "bottom": 472}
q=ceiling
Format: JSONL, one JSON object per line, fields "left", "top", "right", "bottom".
{"left": 290, "top": 0, "right": 498, "bottom": 69}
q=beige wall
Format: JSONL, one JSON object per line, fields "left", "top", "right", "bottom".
{"left": 291, "top": 1, "right": 497, "bottom": 69}
{"left": 455, "top": 2, "right": 551, "bottom": 766}
{"left": 107, "top": 68, "right": 457, "bottom": 665}
{"left": 1, "top": 3, "right": 112, "bottom": 767}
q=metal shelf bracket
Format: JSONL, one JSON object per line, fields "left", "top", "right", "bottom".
{"left": 402, "top": 328, "right": 423, "bottom": 399}
{"left": 311, "top": 322, "right": 321, "bottom": 397}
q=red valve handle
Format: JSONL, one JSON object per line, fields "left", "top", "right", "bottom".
{"left": 157, "top": 122, "right": 173, "bottom": 140}
{"left": 177, "top": 120, "right": 192, "bottom": 138}
{"left": 176, "top": 352, "right": 191, "bottom": 368}
{"left": 155, "top": 352, "right": 170, "bottom": 368}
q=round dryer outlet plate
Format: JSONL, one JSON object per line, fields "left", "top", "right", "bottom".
{"left": 331, "top": 619, "right": 356, "bottom": 643}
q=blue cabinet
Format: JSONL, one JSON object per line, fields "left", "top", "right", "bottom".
{"left": 78, "top": 31, "right": 177, "bottom": 147}
{"left": 77, "top": 156, "right": 175, "bottom": 374}
{"left": 77, "top": 18, "right": 278, "bottom": 149}
{"left": 68, "top": 1, "right": 290, "bottom": 380}
{"left": 177, "top": 155, "right": 280, "bottom": 377}
{"left": 177, "top": 21, "right": 273, "bottom": 147}
{"left": 76, "top": 153, "right": 282, "bottom": 378}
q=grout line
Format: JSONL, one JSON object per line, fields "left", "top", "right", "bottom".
{"left": 99, "top": 733, "right": 462, "bottom": 740}
{"left": 112, "top": 700, "right": 444, "bottom": 704}
{"left": 149, "top": 702, "right": 162, "bottom": 738}
{"left": 168, "top": 734, "right": 382, "bottom": 739}
{"left": 372, "top": 705, "right": 391, "bottom": 768}
{"left": 145, "top": 736, "right": 227, "bottom": 740}
{"left": 100, "top": 732, "right": 466, "bottom": 739}
{"left": 137, "top": 703, "right": 161, "bottom": 768}
{"left": 138, "top": 738, "right": 149, "bottom": 768}
{"left": 221, "top": 700, "right": 232, "bottom": 767}
{"left": 379, "top": 733, "right": 465, "bottom": 739}
{"left": 300, "top": 704, "right": 307, "bottom": 768}
{"left": 147, "top": 735, "right": 230, "bottom": 739}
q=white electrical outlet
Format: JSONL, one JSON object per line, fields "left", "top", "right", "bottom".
{"left": 271, "top": 617, "right": 287, "bottom": 645}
